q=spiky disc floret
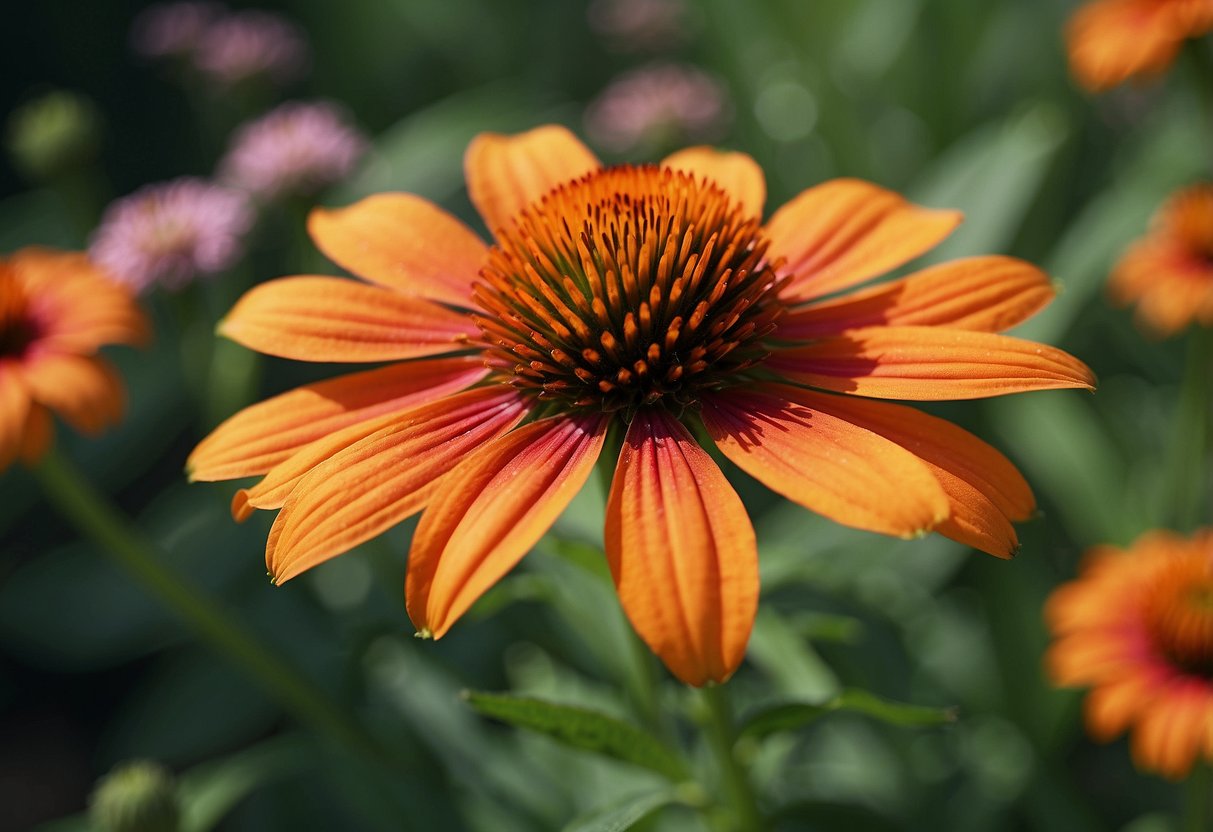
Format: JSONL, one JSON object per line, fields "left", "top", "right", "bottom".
{"left": 473, "top": 165, "right": 787, "bottom": 414}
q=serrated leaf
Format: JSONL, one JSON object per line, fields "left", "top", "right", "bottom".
{"left": 740, "top": 689, "right": 957, "bottom": 740}
{"left": 562, "top": 789, "right": 681, "bottom": 832}
{"left": 464, "top": 692, "right": 687, "bottom": 781}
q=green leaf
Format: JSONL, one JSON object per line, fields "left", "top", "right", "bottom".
{"left": 463, "top": 691, "right": 687, "bottom": 781}
{"left": 178, "top": 733, "right": 312, "bottom": 832}
{"left": 562, "top": 789, "right": 682, "bottom": 832}
{"left": 740, "top": 689, "right": 957, "bottom": 740}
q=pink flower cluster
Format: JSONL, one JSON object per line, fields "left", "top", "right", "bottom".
{"left": 585, "top": 64, "right": 730, "bottom": 153}
{"left": 131, "top": 3, "right": 308, "bottom": 86}
{"left": 90, "top": 178, "right": 253, "bottom": 293}
{"left": 218, "top": 101, "right": 367, "bottom": 199}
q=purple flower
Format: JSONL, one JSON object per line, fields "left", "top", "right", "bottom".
{"left": 584, "top": 64, "right": 730, "bottom": 154}
{"left": 587, "top": 0, "right": 692, "bottom": 51}
{"left": 194, "top": 10, "right": 309, "bottom": 86}
{"left": 218, "top": 101, "right": 367, "bottom": 199}
{"left": 90, "top": 178, "right": 253, "bottom": 293}
{"left": 130, "top": 2, "right": 224, "bottom": 59}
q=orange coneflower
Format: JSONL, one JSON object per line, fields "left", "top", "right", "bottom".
{"left": 189, "top": 125, "right": 1094, "bottom": 685}
{"left": 1066, "top": 0, "right": 1213, "bottom": 91}
{"left": 1111, "top": 184, "right": 1213, "bottom": 336}
{"left": 0, "top": 247, "right": 148, "bottom": 471}
{"left": 1047, "top": 529, "right": 1213, "bottom": 779}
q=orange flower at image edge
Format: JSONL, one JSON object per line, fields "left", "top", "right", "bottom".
{"left": 1066, "top": 0, "right": 1213, "bottom": 91}
{"left": 1047, "top": 529, "right": 1213, "bottom": 779}
{"left": 188, "top": 125, "right": 1095, "bottom": 686}
{"left": 1111, "top": 184, "right": 1213, "bottom": 336}
{"left": 0, "top": 248, "right": 148, "bottom": 471}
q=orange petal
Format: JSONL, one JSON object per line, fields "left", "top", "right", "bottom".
{"left": 19, "top": 402, "right": 53, "bottom": 464}
{"left": 406, "top": 413, "right": 608, "bottom": 638}
{"left": 188, "top": 356, "right": 486, "bottom": 482}
{"left": 22, "top": 353, "right": 124, "bottom": 434}
{"left": 786, "top": 388, "right": 1035, "bottom": 557}
{"left": 702, "top": 385, "right": 949, "bottom": 539}
{"left": 778, "top": 256, "right": 1055, "bottom": 340}
{"left": 764, "top": 179, "right": 962, "bottom": 303}
{"left": 605, "top": 409, "right": 757, "bottom": 686}
{"left": 464, "top": 125, "right": 600, "bottom": 239}
{"left": 218, "top": 276, "right": 477, "bottom": 362}
{"left": 767, "top": 326, "right": 1097, "bottom": 400}
{"left": 662, "top": 147, "right": 765, "bottom": 219}
{"left": 0, "top": 366, "right": 31, "bottom": 471}
{"left": 308, "top": 193, "right": 488, "bottom": 308}
{"left": 266, "top": 387, "right": 528, "bottom": 583}
{"left": 1066, "top": 0, "right": 1189, "bottom": 91}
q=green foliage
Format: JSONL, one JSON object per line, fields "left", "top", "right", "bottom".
{"left": 739, "top": 690, "right": 958, "bottom": 741}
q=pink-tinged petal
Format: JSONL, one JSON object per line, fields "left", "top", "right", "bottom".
{"left": 308, "top": 193, "right": 488, "bottom": 307}
{"left": 464, "top": 125, "right": 601, "bottom": 239}
{"left": 218, "top": 276, "right": 478, "bottom": 362}
{"left": 0, "top": 367, "right": 31, "bottom": 471}
{"left": 764, "top": 179, "right": 962, "bottom": 303}
{"left": 777, "top": 256, "right": 1055, "bottom": 340}
{"left": 701, "top": 385, "right": 949, "bottom": 538}
{"left": 767, "top": 326, "right": 1096, "bottom": 400}
{"left": 188, "top": 356, "right": 486, "bottom": 482}
{"left": 605, "top": 409, "right": 757, "bottom": 686}
{"left": 22, "top": 353, "right": 124, "bottom": 434}
{"left": 662, "top": 147, "right": 765, "bottom": 219}
{"left": 406, "top": 413, "right": 608, "bottom": 638}
{"left": 266, "top": 388, "right": 528, "bottom": 583}
{"left": 786, "top": 388, "right": 1035, "bottom": 557}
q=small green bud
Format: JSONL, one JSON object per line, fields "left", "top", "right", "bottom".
{"left": 5, "top": 89, "right": 101, "bottom": 180}
{"left": 88, "top": 760, "right": 180, "bottom": 832}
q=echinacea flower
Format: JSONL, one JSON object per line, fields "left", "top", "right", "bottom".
{"left": 194, "top": 9, "right": 308, "bottom": 87}
{"left": 585, "top": 63, "right": 729, "bottom": 154}
{"left": 90, "top": 178, "right": 253, "bottom": 293}
{"left": 587, "top": 0, "right": 691, "bottom": 52}
{"left": 189, "top": 125, "right": 1094, "bottom": 685}
{"left": 1109, "top": 184, "right": 1213, "bottom": 336}
{"left": 1066, "top": 0, "right": 1213, "bottom": 91}
{"left": 0, "top": 248, "right": 148, "bottom": 471}
{"left": 1046, "top": 529, "right": 1213, "bottom": 779}
{"left": 218, "top": 101, "right": 367, "bottom": 200}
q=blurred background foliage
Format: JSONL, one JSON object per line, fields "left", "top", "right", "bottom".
{"left": 1, "top": 0, "right": 1207, "bottom": 829}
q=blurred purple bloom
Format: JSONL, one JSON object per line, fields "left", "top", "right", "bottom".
{"left": 194, "top": 10, "right": 309, "bottom": 86}
{"left": 91, "top": 178, "right": 253, "bottom": 293}
{"left": 130, "top": 2, "right": 223, "bottom": 59}
{"left": 584, "top": 64, "right": 730, "bottom": 154}
{"left": 218, "top": 101, "right": 367, "bottom": 199}
{"left": 587, "top": 0, "right": 691, "bottom": 51}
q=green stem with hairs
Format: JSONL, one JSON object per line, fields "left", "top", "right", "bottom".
{"left": 699, "top": 684, "right": 765, "bottom": 832}
{"left": 33, "top": 446, "right": 391, "bottom": 768}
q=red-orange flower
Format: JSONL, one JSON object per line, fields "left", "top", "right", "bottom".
{"left": 0, "top": 247, "right": 148, "bottom": 471}
{"left": 1110, "top": 184, "right": 1213, "bottom": 336}
{"left": 189, "top": 125, "right": 1095, "bottom": 685}
{"left": 1066, "top": 0, "right": 1213, "bottom": 91}
{"left": 1046, "top": 529, "right": 1213, "bottom": 779}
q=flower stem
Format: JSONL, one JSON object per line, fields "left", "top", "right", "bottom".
{"left": 1185, "top": 763, "right": 1211, "bottom": 832}
{"left": 1170, "top": 326, "right": 1213, "bottom": 530}
{"left": 699, "top": 684, "right": 765, "bottom": 832}
{"left": 32, "top": 446, "right": 388, "bottom": 767}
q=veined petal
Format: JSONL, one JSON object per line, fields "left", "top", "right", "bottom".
{"left": 218, "top": 276, "right": 478, "bottom": 362}
{"left": 605, "top": 409, "right": 757, "bottom": 686}
{"left": 0, "top": 366, "right": 31, "bottom": 471}
{"left": 266, "top": 387, "right": 528, "bottom": 583}
{"left": 465, "top": 125, "right": 600, "bottom": 239}
{"left": 787, "top": 388, "right": 1035, "bottom": 557}
{"left": 406, "top": 413, "right": 608, "bottom": 639}
{"left": 700, "top": 385, "right": 949, "bottom": 538}
{"left": 22, "top": 353, "right": 124, "bottom": 434}
{"left": 767, "top": 326, "right": 1097, "bottom": 400}
{"left": 308, "top": 193, "right": 488, "bottom": 307}
{"left": 661, "top": 147, "right": 765, "bottom": 219}
{"left": 188, "top": 356, "right": 486, "bottom": 482}
{"left": 765, "top": 179, "right": 962, "bottom": 302}
{"left": 777, "top": 256, "right": 1055, "bottom": 340}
